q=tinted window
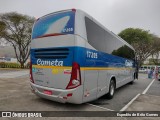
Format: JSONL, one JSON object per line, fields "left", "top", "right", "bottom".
{"left": 32, "top": 11, "right": 75, "bottom": 39}
{"left": 85, "top": 17, "right": 106, "bottom": 52}
{"left": 112, "top": 45, "right": 135, "bottom": 59}
{"left": 85, "top": 17, "right": 135, "bottom": 60}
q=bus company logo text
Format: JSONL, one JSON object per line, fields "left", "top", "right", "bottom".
{"left": 37, "top": 59, "right": 63, "bottom": 66}
{"left": 125, "top": 60, "right": 133, "bottom": 67}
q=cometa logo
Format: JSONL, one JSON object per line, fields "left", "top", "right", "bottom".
{"left": 37, "top": 59, "right": 63, "bottom": 66}
{"left": 125, "top": 60, "right": 133, "bottom": 67}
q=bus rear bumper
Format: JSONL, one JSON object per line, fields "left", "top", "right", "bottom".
{"left": 30, "top": 82, "right": 83, "bottom": 104}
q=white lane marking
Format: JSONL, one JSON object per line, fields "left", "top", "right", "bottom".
{"left": 142, "top": 79, "right": 155, "bottom": 94}
{"left": 86, "top": 103, "right": 114, "bottom": 111}
{"left": 120, "top": 93, "right": 140, "bottom": 111}
{"left": 120, "top": 78, "right": 155, "bottom": 111}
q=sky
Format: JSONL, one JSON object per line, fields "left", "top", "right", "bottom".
{"left": 0, "top": 0, "right": 160, "bottom": 37}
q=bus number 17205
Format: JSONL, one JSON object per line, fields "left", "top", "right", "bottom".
{"left": 86, "top": 51, "right": 98, "bottom": 59}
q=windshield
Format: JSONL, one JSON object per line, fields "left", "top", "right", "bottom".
{"left": 32, "top": 11, "right": 75, "bottom": 39}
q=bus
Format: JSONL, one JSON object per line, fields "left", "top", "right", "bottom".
{"left": 30, "top": 9, "right": 138, "bottom": 104}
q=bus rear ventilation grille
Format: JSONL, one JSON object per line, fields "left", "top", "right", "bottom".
{"left": 34, "top": 48, "right": 69, "bottom": 59}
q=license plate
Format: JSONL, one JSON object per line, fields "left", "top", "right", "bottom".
{"left": 43, "top": 90, "right": 52, "bottom": 95}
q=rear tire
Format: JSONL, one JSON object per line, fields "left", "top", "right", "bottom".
{"left": 130, "top": 73, "right": 135, "bottom": 84}
{"left": 107, "top": 79, "right": 115, "bottom": 99}
{"left": 129, "top": 81, "right": 134, "bottom": 84}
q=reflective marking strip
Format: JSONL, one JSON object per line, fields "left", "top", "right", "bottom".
{"left": 32, "top": 65, "right": 134, "bottom": 71}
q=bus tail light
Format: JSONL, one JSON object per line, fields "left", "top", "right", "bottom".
{"left": 30, "top": 61, "right": 34, "bottom": 83}
{"left": 66, "top": 62, "right": 81, "bottom": 89}
{"left": 72, "top": 8, "right": 76, "bottom": 12}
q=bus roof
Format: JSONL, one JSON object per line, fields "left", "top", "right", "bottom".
{"left": 36, "top": 9, "right": 135, "bottom": 51}
{"left": 37, "top": 9, "right": 75, "bottom": 21}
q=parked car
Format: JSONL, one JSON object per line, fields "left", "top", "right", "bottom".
{"left": 139, "top": 68, "right": 147, "bottom": 73}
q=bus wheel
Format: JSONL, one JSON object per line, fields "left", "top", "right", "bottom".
{"left": 129, "top": 81, "right": 134, "bottom": 84}
{"left": 130, "top": 74, "right": 135, "bottom": 84}
{"left": 107, "top": 79, "right": 115, "bottom": 99}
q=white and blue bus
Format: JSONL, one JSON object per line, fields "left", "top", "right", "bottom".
{"left": 30, "top": 9, "right": 138, "bottom": 104}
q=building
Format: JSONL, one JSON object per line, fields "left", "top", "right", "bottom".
{"left": 144, "top": 52, "right": 160, "bottom": 64}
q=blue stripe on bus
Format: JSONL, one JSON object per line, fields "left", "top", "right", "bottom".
{"left": 30, "top": 46, "right": 134, "bottom": 68}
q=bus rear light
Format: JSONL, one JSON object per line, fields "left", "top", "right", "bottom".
{"left": 67, "top": 93, "right": 73, "bottom": 97}
{"left": 66, "top": 62, "right": 81, "bottom": 89}
{"left": 30, "top": 61, "right": 34, "bottom": 83}
{"left": 72, "top": 9, "right": 76, "bottom": 12}
{"left": 72, "top": 79, "right": 80, "bottom": 85}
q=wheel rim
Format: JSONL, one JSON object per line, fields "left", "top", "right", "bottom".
{"left": 110, "top": 82, "right": 114, "bottom": 96}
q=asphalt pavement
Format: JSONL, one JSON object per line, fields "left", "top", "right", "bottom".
{"left": 0, "top": 69, "right": 28, "bottom": 78}
{"left": 89, "top": 74, "right": 152, "bottom": 111}
{"left": 147, "top": 79, "right": 160, "bottom": 96}
{"left": 0, "top": 70, "right": 160, "bottom": 120}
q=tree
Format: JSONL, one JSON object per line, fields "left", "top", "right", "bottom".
{"left": 151, "top": 35, "right": 160, "bottom": 65}
{"left": 118, "top": 28, "right": 155, "bottom": 67}
{"left": 0, "top": 12, "right": 35, "bottom": 68}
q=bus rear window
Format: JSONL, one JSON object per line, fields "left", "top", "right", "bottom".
{"left": 32, "top": 11, "right": 75, "bottom": 39}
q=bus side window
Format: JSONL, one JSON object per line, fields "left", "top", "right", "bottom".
{"left": 85, "top": 17, "right": 106, "bottom": 52}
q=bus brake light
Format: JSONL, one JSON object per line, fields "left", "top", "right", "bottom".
{"left": 66, "top": 62, "right": 81, "bottom": 89}
{"left": 72, "top": 9, "right": 76, "bottom": 12}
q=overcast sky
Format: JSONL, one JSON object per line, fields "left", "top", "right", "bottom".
{"left": 0, "top": 0, "right": 160, "bottom": 36}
